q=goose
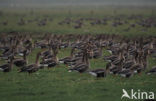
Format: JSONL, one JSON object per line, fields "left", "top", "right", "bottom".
{"left": 19, "top": 52, "right": 41, "bottom": 73}
{"left": 40, "top": 43, "right": 59, "bottom": 68}
{"left": 0, "top": 56, "right": 14, "bottom": 72}
{"left": 122, "top": 56, "right": 137, "bottom": 70}
{"left": 146, "top": 66, "right": 156, "bottom": 75}
{"left": 88, "top": 62, "right": 110, "bottom": 78}
{"left": 109, "top": 54, "right": 124, "bottom": 75}
{"left": 118, "top": 57, "right": 145, "bottom": 78}
{"left": 132, "top": 53, "right": 147, "bottom": 74}
{"left": 89, "top": 69, "right": 106, "bottom": 77}
{"left": 110, "top": 65, "right": 122, "bottom": 75}
{"left": 118, "top": 68, "right": 134, "bottom": 78}
{"left": 103, "top": 55, "right": 118, "bottom": 62}
{"left": 104, "top": 47, "right": 122, "bottom": 62}
{"left": 17, "top": 42, "right": 32, "bottom": 56}
{"left": 13, "top": 50, "right": 27, "bottom": 67}
{"left": 67, "top": 57, "right": 83, "bottom": 67}
{"left": 68, "top": 48, "right": 89, "bottom": 73}
{"left": 59, "top": 48, "right": 75, "bottom": 64}
{"left": 40, "top": 47, "right": 53, "bottom": 61}
{"left": 131, "top": 64, "right": 143, "bottom": 74}
{"left": 41, "top": 49, "right": 52, "bottom": 58}
{"left": 92, "top": 44, "right": 103, "bottom": 59}
{"left": 40, "top": 57, "right": 58, "bottom": 68}
{"left": 111, "top": 50, "right": 124, "bottom": 65}
{"left": 60, "top": 41, "right": 69, "bottom": 48}
{"left": 35, "top": 40, "right": 49, "bottom": 49}
{"left": 0, "top": 47, "right": 15, "bottom": 60}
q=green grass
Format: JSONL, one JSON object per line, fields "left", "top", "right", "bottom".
{"left": 0, "top": 47, "right": 156, "bottom": 101}
{"left": 0, "top": 7, "right": 156, "bottom": 36}
{"left": 0, "top": 7, "right": 156, "bottom": 101}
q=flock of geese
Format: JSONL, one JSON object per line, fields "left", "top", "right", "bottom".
{"left": 0, "top": 33, "right": 156, "bottom": 78}
{"left": 1, "top": 13, "right": 156, "bottom": 31}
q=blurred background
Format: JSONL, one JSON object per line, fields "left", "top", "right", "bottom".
{"left": 1, "top": 0, "right": 156, "bottom": 8}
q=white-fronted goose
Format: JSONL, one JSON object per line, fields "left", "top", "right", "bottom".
{"left": 68, "top": 48, "right": 89, "bottom": 73}
{"left": 88, "top": 62, "right": 110, "bottom": 78}
{"left": 0, "top": 56, "right": 14, "bottom": 72}
{"left": 146, "top": 66, "right": 156, "bottom": 75}
{"left": 19, "top": 52, "right": 41, "bottom": 73}
{"left": 13, "top": 50, "right": 27, "bottom": 67}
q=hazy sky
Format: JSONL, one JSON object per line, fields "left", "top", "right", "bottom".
{"left": 1, "top": 0, "right": 156, "bottom": 7}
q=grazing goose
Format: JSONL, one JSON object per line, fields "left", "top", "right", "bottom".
{"left": 19, "top": 52, "right": 41, "bottom": 73}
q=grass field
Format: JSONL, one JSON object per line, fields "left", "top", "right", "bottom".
{"left": 0, "top": 7, "right": 156, "bottom": 36}
{"left": 0, "top": 7, "right": 156, "bottom": 101}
